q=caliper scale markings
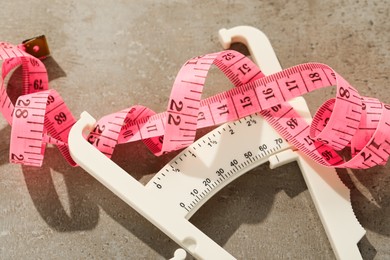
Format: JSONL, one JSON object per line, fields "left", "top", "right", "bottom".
{"left": 146, "top": 112, "right": 289, "bottom": 219}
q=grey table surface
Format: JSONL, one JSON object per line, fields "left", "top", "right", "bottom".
{"left": 0, "top": 0, "right": 389, "bottom": 259}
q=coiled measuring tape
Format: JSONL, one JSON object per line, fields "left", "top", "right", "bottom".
{"left": 1, "top": 32, "right": 389, "bottom": 169}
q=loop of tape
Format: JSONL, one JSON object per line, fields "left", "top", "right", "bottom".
{"left": 1, "top": 39, "right": 389, "bottom": 169}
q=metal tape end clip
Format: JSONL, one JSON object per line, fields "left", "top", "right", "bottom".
{"left": 21, "top": 35, "right": 50, "bottom": 59}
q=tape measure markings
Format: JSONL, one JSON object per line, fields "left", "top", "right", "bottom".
{"left": 160, "top": 51, "right": 264, "bottom": 154}
{"left": 87, "top": 50, "right": 263, "bottom": 158}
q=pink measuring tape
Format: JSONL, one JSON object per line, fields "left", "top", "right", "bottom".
{"left": 1, "top": 36, "right": 389, "bottom": 169}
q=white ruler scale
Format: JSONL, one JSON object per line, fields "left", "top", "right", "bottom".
{"left": 68, "top": 26, "right": 365, "bottom": 259}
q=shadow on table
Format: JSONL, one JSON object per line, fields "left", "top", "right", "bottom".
{"left": 20, "top": 144, "right": 185, "bottom": 257}
{"left": 18, "top": 142, "right": 315, "bottom": 258}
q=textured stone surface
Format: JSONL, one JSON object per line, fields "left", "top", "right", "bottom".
{"left": 0, "top": 0, "right": 389, "bottom": 259}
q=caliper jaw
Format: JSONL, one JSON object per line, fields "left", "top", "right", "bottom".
{"left": 269, "top": 149, "right": 365, "bottom": 259}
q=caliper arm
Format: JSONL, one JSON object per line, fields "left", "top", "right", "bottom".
{"left": 219, "top": 25, "right": 365, "bottom": 260}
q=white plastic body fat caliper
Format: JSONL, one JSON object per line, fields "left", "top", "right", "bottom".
{"left": 68, "top": 26, "right": 365, "bottom": 259}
